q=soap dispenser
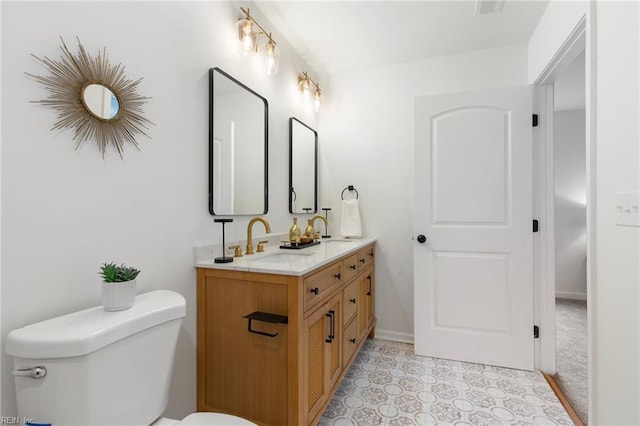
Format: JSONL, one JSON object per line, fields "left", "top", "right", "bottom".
{"left": 304, "top": 219, "right": 314, "bottom": 238}
{"left": 289, "top": 218, "right": 301, "bottom": 243}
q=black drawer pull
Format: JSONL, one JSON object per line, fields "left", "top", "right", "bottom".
{"left": 334, "top": 273, "right": 341, "bottom": 280}
{"left": 310, "top": 287, "right": 319, "bottom": 295}
{"left": 350, "top": 298, "right": 357, "bottom": 304}
{"left": 350, "top": 264, "right": 356, "bottom": 270}
{"left": 359, "top": 259, "right": 365, "bottom": 264}
{"left": 350, "top": 338, "right": 356, "bottom": 344}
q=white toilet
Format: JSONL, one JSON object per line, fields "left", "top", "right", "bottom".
{"left": 6, "top": 290, "right": 256, "bottom": 426}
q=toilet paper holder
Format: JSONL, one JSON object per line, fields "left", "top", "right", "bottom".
{"left": 243, "top": 311, "right": 288, "bottom": 338}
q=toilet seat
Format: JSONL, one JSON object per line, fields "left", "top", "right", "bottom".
{"left": 177, "top": 412, "right": 257, "bottom": 425}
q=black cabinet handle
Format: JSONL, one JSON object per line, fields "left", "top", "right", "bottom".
{"left": 334, "top": 273, "right": 341, "bottom": 280}
{"left": 367, "top": 275, "right": 372, "bottom": 296}
{"left": 350, "top": 298, "right": 357, "bottom": 304}
{"left": 311, "top": 287, "right": 319, "bottom": 295}
{"left": 350, "top": 264, "right": 356, "bottom": 270}
{"left": 350, "top": 338, "right": 356, "bottom": 344}
{"left": 369, "top": 252, "right": 374, "bottom": 257}
{"left": 329, "top": 310, "right": 335, "bottom": 340}
{"left": 359, "top": 259, "right": 365, "bottom": 264}
{"left": 325, "top": 310, "right": 335, "bottom": 343}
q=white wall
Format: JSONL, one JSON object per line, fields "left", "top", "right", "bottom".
{"left": 553, "top": 109, "right": 586, "bottom": 299}
{"left": 592, "top": 1, "right": 640, "bottom": 423}
{"left": 0, "top": 1, "right": 318, "bottom": 418}
{"left": 320, "top": 43, "right": 529, "bottom": 341}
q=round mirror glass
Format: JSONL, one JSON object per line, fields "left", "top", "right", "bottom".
{"left": 82, "top": 84, "right": 120, "bottom": 120}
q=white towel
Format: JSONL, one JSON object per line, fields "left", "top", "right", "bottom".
{"left": 340, "top": 199, "right": 362, "bottom": 238}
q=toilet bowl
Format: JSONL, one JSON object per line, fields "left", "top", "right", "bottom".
{"left": 156, "top": 413, "right": 255, "bottom": 425}
{"left": 6, "top": 290, "right": 255, "bottom": 426}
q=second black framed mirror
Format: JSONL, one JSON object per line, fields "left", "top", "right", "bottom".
{"left": 289, "top": 117, "right": 318, "bottom": 214}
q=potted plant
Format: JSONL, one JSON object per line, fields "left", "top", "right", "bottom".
{"left": 99, "top": 262, "right": 140, "bottom": 311}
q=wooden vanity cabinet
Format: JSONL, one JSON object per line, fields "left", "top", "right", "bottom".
{"left": 197, "top": 243, "right": 375, "bottom": 426}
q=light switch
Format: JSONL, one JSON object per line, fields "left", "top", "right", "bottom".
{"left": 615, "top": 191, "right": 640, "bottom": 227}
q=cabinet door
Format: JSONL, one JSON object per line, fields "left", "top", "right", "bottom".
{"left": 326, "top": 294, "right": 342, "bottom": 392}
{"left": 358, "top": 270, "right": 375, "bottom": 340}
{"left": 304, "top": 293, "right": 342, "bottom": 423}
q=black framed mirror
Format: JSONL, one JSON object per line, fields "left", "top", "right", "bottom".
{"left": 289, "top": 117, "right": 318, "bottom": 214}
{"left": 209, "top": 68, "right": 268, "bottom": 215}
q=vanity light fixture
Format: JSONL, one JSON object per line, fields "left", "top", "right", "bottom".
{"left": 235, "top": 7, "right": 280, "bottom": 75}
{"left": 298, "top": 71, "right": 322, "bottom": 113}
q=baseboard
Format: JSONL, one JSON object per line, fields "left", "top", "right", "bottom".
{"left": 543, "top": 373, "right": 585, "bottom": 426}
{"left": 374, "top": 329, "right": 414, "bottom": 344}
{"left": 556, "top": 291, "right": 587, "bottom": 301}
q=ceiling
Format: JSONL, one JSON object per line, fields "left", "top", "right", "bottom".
{"left": 256, "top": 1, "right": 549, "bottom": 77}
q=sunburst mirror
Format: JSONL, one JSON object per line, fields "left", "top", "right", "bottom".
{"left": 27, "top": 37, "right": 153, "bottom": 158}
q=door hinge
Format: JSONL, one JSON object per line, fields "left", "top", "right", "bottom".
{"left": 533, "top": 219, "right": 539, "bottom": 233}
{"left": 532, "top": 114, "right": 539, "bottom": 127}
{"left": 534, "top": 325, "right": 540, "bottom": 339}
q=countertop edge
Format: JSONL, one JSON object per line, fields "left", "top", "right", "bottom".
{"left": 194, "top": 237, "right": 376, "bottom": 276}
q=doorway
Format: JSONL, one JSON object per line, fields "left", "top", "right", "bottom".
{"left": 552, "top": 49, "right": 588, "bottom": 424}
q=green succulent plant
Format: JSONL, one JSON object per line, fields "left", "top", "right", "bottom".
{"left": 99, "top": 262, "right": 140, "bottom": 283}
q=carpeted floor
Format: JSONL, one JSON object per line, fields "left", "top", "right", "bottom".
{"left": 555, "top": 298, "right": 588, "bottom": 424}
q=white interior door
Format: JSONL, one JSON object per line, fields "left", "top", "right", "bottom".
{"left": 413, "top": 86, "right": 534, "bottom": 371}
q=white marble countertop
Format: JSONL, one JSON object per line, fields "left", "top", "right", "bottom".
{"left": 195, "top": 237, "right": 376, "bottom": 276}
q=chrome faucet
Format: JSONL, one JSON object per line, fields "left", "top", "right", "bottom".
{"left": 246, "top": 217, "right": 271, "bottom": 255}
{"left": 306, "top": 214, "right": 329, "bottom": 240}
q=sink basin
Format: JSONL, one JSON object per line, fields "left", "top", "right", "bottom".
{"left": 251, "top": 252, "right": 314, "bottom": 264}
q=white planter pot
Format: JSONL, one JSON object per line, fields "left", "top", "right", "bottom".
{"left": 101, "top": 279, "right": 137, "bottom": 311}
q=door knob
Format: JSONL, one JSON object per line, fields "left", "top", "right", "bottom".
{"left": 417, "top": 234, "right": 427, "bottom": 244}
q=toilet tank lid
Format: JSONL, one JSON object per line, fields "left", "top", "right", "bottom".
{"left": 6, "top": 290, "right": 186, "bottom": 359}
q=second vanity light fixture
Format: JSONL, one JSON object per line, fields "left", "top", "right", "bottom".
{"left": 235, "top": 7, "right": 280, "bottom": 75}
{"left": 298, "top": 71, "right": 322, "bottom": 113}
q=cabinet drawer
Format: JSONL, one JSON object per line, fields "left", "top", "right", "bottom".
{"left": 342, "top": 254, "right": 359, "bottom": 282}
{"left": 304, "top": 262, "right": 343, "bottom": 312}
{"left": 357, "top": 246, "right": 375, "bottom": 269}
{"left": 342, "top": 280, "right": 358, "bottom": 325}
{"left": 343, "top": 318, "right": 359, "bottom": 365}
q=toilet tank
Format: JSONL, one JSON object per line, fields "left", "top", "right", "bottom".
{"left": 6, "top": 290, "right": 186, "bottom": 426}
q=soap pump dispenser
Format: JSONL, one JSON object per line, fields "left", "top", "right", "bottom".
{"left": 289, "top": 218, "right": 301, "bottom": 243}
{"left": 304, "top": 219, "right": 314, "bottom": 238}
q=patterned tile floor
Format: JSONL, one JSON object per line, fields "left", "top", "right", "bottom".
{"left": 320, "top": 339, "right": 572, "bottom": 425}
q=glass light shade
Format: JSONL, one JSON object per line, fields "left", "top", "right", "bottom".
{"left": 235, "top": 19, "right": 257, "bottom": 57}
{"left": 313, "top": 89, "right": 321, "bottom": 112}
{"left": 299, "top": 79, "right": 311, "bottom": 103}
{"left": 264, "top": 39, "right": 280, "bottom": 75}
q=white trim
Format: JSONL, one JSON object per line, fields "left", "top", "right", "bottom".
{"left": 534, "top": 15, "right": 587, "bottom": 87}
{"left": 556, "top": 291, "right": 588, "bottom": 301}
{"left": 532, "top": 8, "right": 594, "bottom": 421}
{"left": 374, "top": 329, "right": 414, "bottom": 344}
{"left": 584, "top": 5, "right": 596, "bottom": 422}
{"left": 533, "top": 84, "right": 557, "bottom": 374}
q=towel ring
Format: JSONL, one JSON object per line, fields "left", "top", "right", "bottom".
{"left": 291, "top": 188, "right": 297, "bottom": 202}
{"left": 341, "top": 185, "right": 359, "bottom": 200}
